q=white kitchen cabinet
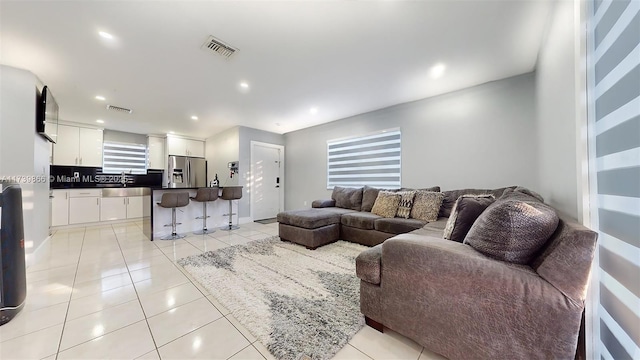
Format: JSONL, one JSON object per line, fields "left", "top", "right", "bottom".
{"left": 148, "top": 136, "right": 165, "bottom": 169}
{"left": 101, "top": 197, "right": 127, "bottom": 221}
{"left": 185, "top": 139, "right": 204, "bottom": 157}
{"left": 69, "top": 197, "right": 100, "bottom": 224}
{"left": 51, "top": 190, "right": 69, "bottom": 226}
{"left": 126, "top": 196, "right": 146, "bottom": 219}
{"left": 166, "top": 136, "right": 204, "bottom": 157}
{"left": 53, "top": 125, "right": 103, "bottom": 166}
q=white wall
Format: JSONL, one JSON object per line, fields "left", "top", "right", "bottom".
{"left": 535, "top": 0, "right": 582, "bottom": 220}
{"left": 0, "top": 65, "right": 50, "bottom": 261}
{"left": 284, "top": 73, "right": 539, "bottom": 210}
{"left": 205, "top": 126, "right": 240, "bottom": 187}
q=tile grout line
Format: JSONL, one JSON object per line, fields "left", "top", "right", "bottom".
{"left": 112, "top": 224, "right": 163, "bottom": 356}
{"left": 54, "top": 227, "right": 87, "bottom": 360}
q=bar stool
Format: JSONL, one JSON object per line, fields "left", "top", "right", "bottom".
{"left": 220, "top": 186, "right": 243, "bottom": 231}
{"left": 191, "top": 187, "right": 219, "bottom": 235}
{"left": 157, "top": 192, "right": 190, "bottom": 240}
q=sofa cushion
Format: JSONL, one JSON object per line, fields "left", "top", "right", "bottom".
{"left": 311, "top": 199, "right": 336, "bottom": 208}
{"left": 361, "top": 186, "right": 381, "bottom": 212}
{"left": 401, "top": 186, "right": 441, "bottom": 193}
{"left": 375, "top": 217, "right": 426, "bottom": 234}
{"left": 439, "top": 187, "right": 515, "bottom": 218}
{"left": 331, "top": 186, "right": 363, "bottom": 211}
{"left": 319, "top": 207, "right": 358, "bottom": 215}
{"left": 443, "top": 195, "right": 495, "bottom": 242}
{"left": 341, "top": 212, "right": 381, "bottom": 230}
{"left": 410, "top": 191, "right": 444, "bottom": 222}
{"left": 410, "top": 217, "right": 449, "bottom": 238}
{"left": 464, "top": 192, "right": 559, "bottom": 264}
{"left": 355, "top": 244, "right": 382, "bottom": 285}
{"left": 276, "top": 209, "right": 341, "bottom": 229}
{"left": 395, "top": 191, "right": 416, "bottom": 219}
{"left": 371, "top": 191, "right": 401, "bottom": 218}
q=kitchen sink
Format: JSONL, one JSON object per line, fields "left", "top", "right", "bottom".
{"left": 102, "top": 187, "right": 151, "bottom": 197}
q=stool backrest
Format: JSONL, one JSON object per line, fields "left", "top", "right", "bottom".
{"left": 209, "top": 187, "right": 219, "bottom": 201}
{"left": 221, "top": 186, "right": 242, "bottom": 200}
{"left": 194, "top": 188, "right": 210, "bottom": 202}
{"left": 159, "top": 192, "right": 190, "bottom": 208}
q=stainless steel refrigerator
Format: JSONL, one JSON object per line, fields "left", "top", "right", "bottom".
{"left": 168, "top": 156, "right": 207, "bottom": 188}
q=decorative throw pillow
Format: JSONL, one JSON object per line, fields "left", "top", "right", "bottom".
{"left": 463, "top": 198, "right": 559, "bottom": 264}
{"left": 443, "top": 195, "right": 495, "bottom": 242}
{"left": 395, "top": 191, "right": 416, "bottom": 219}
{"left": 371, "top": 191, "right": 402, "bottom": 218}
{"left": 410, "top": 191, "right": 444, "bottom": 222}
{"left": 331, "top": 186, "right": 363, "bottom": 211}
{"left": 361, "top": 185, "right": 381, "bottom": 212}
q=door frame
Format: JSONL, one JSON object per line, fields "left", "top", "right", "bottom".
{"left": 250, "top": 141, "right": 285, "bottom": 221}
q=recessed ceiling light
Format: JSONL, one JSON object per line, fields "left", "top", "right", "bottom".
{"left": 309, "top": 107, "right": 318, "bottom": 115}
{"left": 95, "top": 95, "right": 105, "bottom": 101}
{"left": 430, "top": 63, "right": 446, "bottom": 79}
{"left": 98, "top": 31, "right": 114, "bottom": 40}
{"left": 240, "top": 82, "right": 249, "bottom": 89}
{"left": 191, "top": 116, "right": 198, "bottom": 120}
{"left": 96, "top": 119, "right": 104, "bottom": 124}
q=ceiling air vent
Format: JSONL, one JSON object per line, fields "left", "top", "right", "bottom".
{"left": 201, "top": 35, "right": 237, "bottom": 59}
{"left": 106, "top": 105, "right": 132, "bottom": 114}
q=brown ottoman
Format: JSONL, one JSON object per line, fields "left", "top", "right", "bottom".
{"left": 277, "top": 209, "right": 341, "bottom": 249}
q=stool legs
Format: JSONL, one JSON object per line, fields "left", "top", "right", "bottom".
{"left": 194, "top": 202, "right": 214, "bottom": 235}
{"left": 220, "top": 199, "right": 240, "bottom": 231}
{"left": 161, "top": 208, "right": 186, "bottom": 240}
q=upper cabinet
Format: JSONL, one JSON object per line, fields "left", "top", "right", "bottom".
{"left": 166, "top": 136, "right": 204, "bottom": 157}
{"left": 147, "top": 136, "right": 165, "bottom": 170}
{"left": 53, "top": 125, "right": 103, "bottom": 167}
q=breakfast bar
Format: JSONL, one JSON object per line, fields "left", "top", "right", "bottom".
{"left": 144, "top": 187, "right": 241, "bottom": 240}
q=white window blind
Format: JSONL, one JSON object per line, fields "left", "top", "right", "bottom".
{"left": 102, "top": 141, "right": 148, "bottom": 174}
{"left": 327, "top": 129, "right": 401, "bottom": 189}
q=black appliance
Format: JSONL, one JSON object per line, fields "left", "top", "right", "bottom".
{"left": 0, "top": 182, "right": 26, "bottom": 325}
{"left": 36, "top": 85, "right": 59, "bottom": 143}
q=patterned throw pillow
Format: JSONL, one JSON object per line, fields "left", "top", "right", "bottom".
{"left": 443, "top": 195, "right": 495, "bottom": 242}
{"left": 395, "top": 191, "right": 416, "bottom": 219}
{"left": 410, "top": 191, "right": 444, "bottom": 222}
{"left": 371, "top": 191, "right": 402, "bottom": 218}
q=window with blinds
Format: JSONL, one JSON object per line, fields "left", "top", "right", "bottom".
{"left": 327, "top": 129, "right": 401, "bottom": 189}
{"left": 102, "top": 141, "right": 148, "bottom": 174}
{"left": 587, "top": 0, "right": 639, "bottom": 358}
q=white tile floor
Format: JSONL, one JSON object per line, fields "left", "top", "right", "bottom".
{"left": 1, "top": 221, "right": 447, "bottom": 360}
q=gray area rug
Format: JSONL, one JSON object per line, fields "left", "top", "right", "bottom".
{"left": 178, "top": 236, "right": 367, "bottom": 360}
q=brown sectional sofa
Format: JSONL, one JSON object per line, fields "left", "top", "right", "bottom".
{"left": 277, "top": 185, "right": 598, "bottom": 359}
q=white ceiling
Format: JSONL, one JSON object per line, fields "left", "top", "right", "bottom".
{"left": 0, "top": 0, "right": 551, "bottom": 139}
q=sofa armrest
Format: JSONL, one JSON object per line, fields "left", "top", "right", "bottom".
{"left": 312, "top": 199, "right": 336, "bottom": 208}
{"left": 356, "top": 244, "right": 382, "bottom": 285}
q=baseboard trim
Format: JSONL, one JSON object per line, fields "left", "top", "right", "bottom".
{"left": 51, "top": 218, "right": 140, "bottom": 231}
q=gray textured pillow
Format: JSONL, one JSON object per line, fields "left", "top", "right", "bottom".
{"left": 395, "top": 191, "right": 416, "bottom": 219}
{"left": 331, "top": 186, "right": 363, "bottom": 211}
{"left": 410, "top": 191, "right": 444, "bottom": 222}
{"left": 371, "top": 191, "right": 401, "bottom": 218}
{"left": 464, "top": 198, "right": 559, "bottom": 264}
{"left": 362, "top": 185, "right": 381, "bottom": 212}
{"left": 443, "top": 195, "right": 495, "bottom": 242}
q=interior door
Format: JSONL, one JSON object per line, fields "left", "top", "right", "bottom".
{"left": 252, "top": 144, "right": 282, "bottom": 221}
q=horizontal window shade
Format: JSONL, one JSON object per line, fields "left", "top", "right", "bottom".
{"left": 103, "top": 142, "right": 147, "bottom": 174}
{"left": 589, "top": 1, "right": 640, "bottom": 358}
{"left": 327, "top": 130, "right": 401, "bottom": 189}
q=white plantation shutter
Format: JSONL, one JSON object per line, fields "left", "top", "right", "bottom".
{"left": 327, "top": 129, "right": 401, "bottom": 189}
{"left": 587, "top": 0, "right": 640, "bottom": 358}
{"left": 102, "top": 141, "right": 148, "bottom": 174}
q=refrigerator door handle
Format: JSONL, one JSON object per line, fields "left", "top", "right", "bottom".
{"left": 187, "top": 159, "right": 191, "bottom": 187}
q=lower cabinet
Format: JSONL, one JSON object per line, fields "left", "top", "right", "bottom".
{"left": 100, "top": 196, "right": 148, "bottom": 221}
{"left": 101, "top": 197, "right": 127, "bottom": 221}
{"left": 69, "top": 197, "right": 101, "bottom": 224}
{"left": 51, "top": 190, "right": 69, "bottom": 226}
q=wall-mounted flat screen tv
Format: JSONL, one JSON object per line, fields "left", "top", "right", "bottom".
{"left": 36, "top": 85, "right": 58, "bottom": 143}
